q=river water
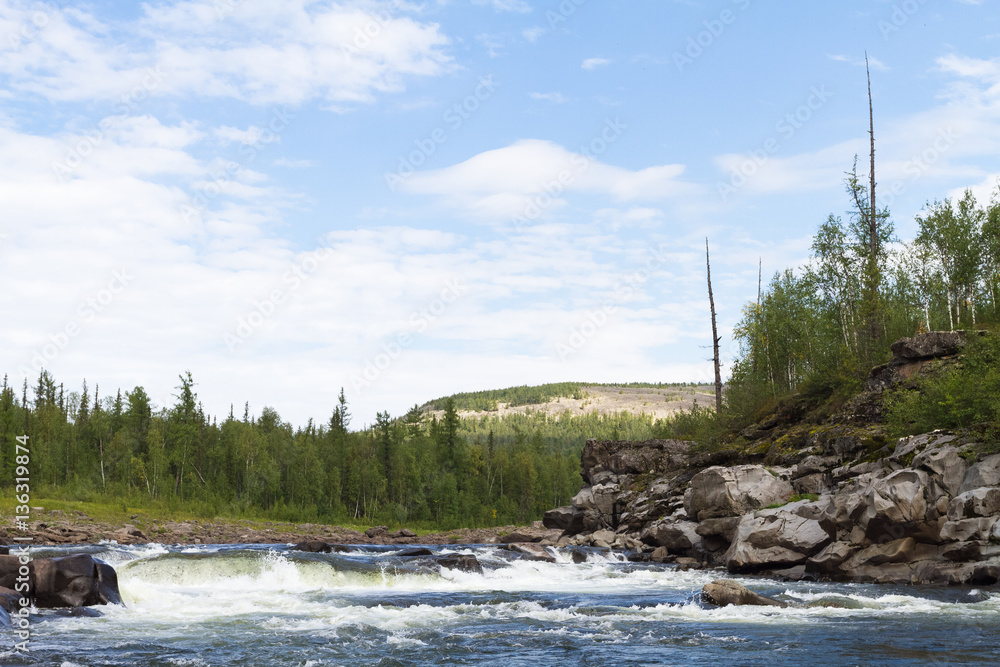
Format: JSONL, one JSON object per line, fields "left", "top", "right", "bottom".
{"left": 2, "top": 543, "right": 998, "bottom": 666}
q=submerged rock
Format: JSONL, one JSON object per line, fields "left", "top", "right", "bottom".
{"left": 701, "top": 579, "right": 787, "bottom": 608}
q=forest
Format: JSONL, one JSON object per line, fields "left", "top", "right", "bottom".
{"left": 0, "top": 374, "right": 665, "bottom": 529}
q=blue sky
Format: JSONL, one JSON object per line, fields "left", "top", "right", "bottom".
{"left": 2, "top": 0, "right": 999, "bottom": 426}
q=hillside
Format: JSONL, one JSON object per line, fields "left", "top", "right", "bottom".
{"left": 423, "top": 382, "right": 717, "bottom": 421}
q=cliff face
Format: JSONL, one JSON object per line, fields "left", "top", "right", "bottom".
{"left": 544, "top": 331, "right": 1000, "bottom": 585}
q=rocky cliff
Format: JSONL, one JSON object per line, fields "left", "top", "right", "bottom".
{"left": 544, "top": 331, "right": 1000, "bottom": 585}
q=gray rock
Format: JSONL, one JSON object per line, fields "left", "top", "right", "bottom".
{"left": 793, "top": 473, "right": 833, "bottom": 496}
{"left": 948, "top": 487, "right": 1000, "bottom": 520}
{"left": 912, "top": 446, "right": 967, "bottom": 497}
{"left": 806, "top": 541, "right": 856, "bottom": 575}
{"left": 641, "top": 520, "right": 701, "bottom": 553}
{"left": 842, "top": 537, "right": 916, "bottom": 571}
{"left": 891, "top": 331, "right": 966, "bottom": 359}
{"left": 684, "top": 465, "right": 794, "bottom": 521}
{"left": 958, "top": 454, "right": 1000, "bottom": 495}
{"left": 702, "top": 579, "right": 787, "bottom": 608}
{"left": 724, "top": 508, "right": 832, "bottom": 573}
{"left": 940, "top": 517, "right": 999, "bottom": 542}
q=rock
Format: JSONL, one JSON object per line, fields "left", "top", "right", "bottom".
{"left": 701, "top": 579, "right": 787, "bottom": 608}
{"left": 695, "top": 516, "right": 741, "bottom": 552}
{"left": 397, "top": 548, "right": 434, "bottom": 557}
{"left": 389, "top": 529, "right": 417, "bottom": 539}
{"left": 684, "top": 465, "right": 794, "bottom": 521}
{"left": 649, "top": 546, "right": 672, "bottom": 563}
{"left": 842, "top": 538, "right": 916, "bottom": 571}
{"left": 855, "top": 469, "right": 944, "bottom": 542}
{"left": 435, "top": 554, "right": 483, "bottom": 574}
{"left": 724, "top": 508, "right": 832, "bottom": 573}
{"left": 293, "top": 541, "right": 331, "bottom": 553}
{"left": 640, "top": 521, "right": 701, "bottom": 553}
{"left": 806, "top": 541, "right": 856, "bottom": 575}
{"left": 580, "top": 439, "right": 691, "bottom": 484}
{"left": 948, "top": 487, "right": 1000, "bottom": 520}
{"left": 503, "top": 543, "right": 556, "bottom": 563}
{"left": 891, "top": 331, "right": 966, "bottom": 360}
{"left": 499, "top": 527, "right": 562, "bottom": 544}
{"left": 364, "top": 526, "right": 389, "bottom": 539}
{"left": 940, "top": 517, "right": 999, "bottom": 542}
{"left": 0, "top": 554, "right": 123, "bottom": 609}
{"left": 958, "top": 454, "right": 1000, "bottom": 495}
{"left": 939, "top": 541, "right": 1000, "bottom": 562}
{"left": 793, "top": 473, "right": 834, "bottom": 496}
{"left": 912, "top": 446, "right": 967, "bottom": 497}
{"left": 543, "top": 506, "right": 585, "bottom": 533}
{"left": 591, "top": 529, "right": 616, "bottom": 545}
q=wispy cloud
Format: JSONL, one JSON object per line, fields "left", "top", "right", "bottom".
{"left": 582, "top": 58, "right": 611, "bottom": 70}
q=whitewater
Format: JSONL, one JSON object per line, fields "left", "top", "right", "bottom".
{"left": 2, "top": 543, "right": 998, "bottom": 666}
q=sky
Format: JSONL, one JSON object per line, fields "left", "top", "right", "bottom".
{"left": 2, "top": 0, "right": 999, "bottom": 427}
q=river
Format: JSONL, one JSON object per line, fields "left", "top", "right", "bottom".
{"left": 3, "top": 543, "right": 998, "bottom": 666}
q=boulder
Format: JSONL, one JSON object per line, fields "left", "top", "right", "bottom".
{"left": 543, "top": 506, "right": 585, "bottom": 533}
{"left": 389, "top": 529, "right": 417, "bottom": 539}
{"left": 293, "top": 540, "right": 331, "bottom": 553}
{"left": 701, "top": 579, "right": 787, "bottom": 608}
{"left": 724, "top": 508, "right": 832, "bottom": 573}
{"left": 364, "top": 526, "right": 389, "bottom": 539}
{"left": 842, "top": 538, "right": 916, "bottom": 571}
{"left": 684, "top": 465, "right": 794, "bottom": 521}
{"left": 912, "top": 446, "right": 967, "bottom": 497}
{"left": 397, "top": 548, "right": 434, "bottom": 557}
{"left": 891, "top": 331, "right": 966, "bottom": 360}
{"left": 947, "top": 487, "right": 1000, "bottom": 520}
{"left": 940, "top": 517, "right": 999, "bottom": 542}
{"left": 855, "top": 469, "right": 944, "bottom": 542}
{"left": 792, "top": 473, "right": 833, "bottom": 496}
{"left": 435, "top": 554, "right": 483, "bottom": 574}
{"left": 806, "top": 541, "right": 856, "bottom": 575}
{"left": 502, "top": 543, "right": 556, "bottom": 563}
{"left": 958, "top": 454, "right": 1000, "bottom": 495}
{"left": 695, "top": 516, "right": 741, "bottom": 552}
{"left": 640, "top": 520, "right": 701, "bottom": 553}
{"left": 0, "top": 554, "right": 123, "bottom": 609}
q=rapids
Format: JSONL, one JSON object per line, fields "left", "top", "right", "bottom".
{"left": 2, "top": 543, "right": 998, "bottom": 665}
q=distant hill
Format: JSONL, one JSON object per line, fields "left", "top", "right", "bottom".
{"left": 423, "top": 382, "right": 716, "bottom": 421}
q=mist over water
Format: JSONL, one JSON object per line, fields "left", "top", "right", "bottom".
{"left": 4, "top": 543, "right": 999, "bottom": 666}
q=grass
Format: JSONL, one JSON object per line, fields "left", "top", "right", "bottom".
{"left": 0, "top": 494, "right": 404, "bottom": 535}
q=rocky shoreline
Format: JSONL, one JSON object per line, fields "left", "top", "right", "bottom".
{"left": 544, "top": 332, "right": 1000, "bottom": 586}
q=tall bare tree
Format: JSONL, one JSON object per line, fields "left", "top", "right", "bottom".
{"left": 706, "top": 239, "right": 723, "bottom": 412}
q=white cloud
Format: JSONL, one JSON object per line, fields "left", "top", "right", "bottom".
{"left": 530, "top": 91, "right": 567, "bottom": 103}
{"left": 582, "top": 58, "right": 611, "bottom": 70}
{"left": 0, "top": 1, "right": 453, "bottom": 106}
{"left": 472, "top": 0, "right": 533, "bottom": 13}
{"left": 273, "top": 158, "right": 317, "bottom": 169}
{"left": 522, "top": 26, "right": 545, "bottom": 42}
{"left": 400, "top": 139, "right": 693, "bottom": 221}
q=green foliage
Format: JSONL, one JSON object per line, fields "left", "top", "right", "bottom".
{"left": 425, "top": 383, "right": 587, "bottom": 411}
{"left": 884, "top": 330, "right": 1000, "bottom": 446}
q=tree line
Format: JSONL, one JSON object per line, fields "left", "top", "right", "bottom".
{"left": 0, "top": 371, "right": 661, "bottom": 528}
{"left": 726, "top": 173, "right": 1000, "bottom": 422}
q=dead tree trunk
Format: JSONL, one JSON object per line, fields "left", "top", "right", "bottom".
{"left": 706, "top": 238, "right": 723, "bottom": 413}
